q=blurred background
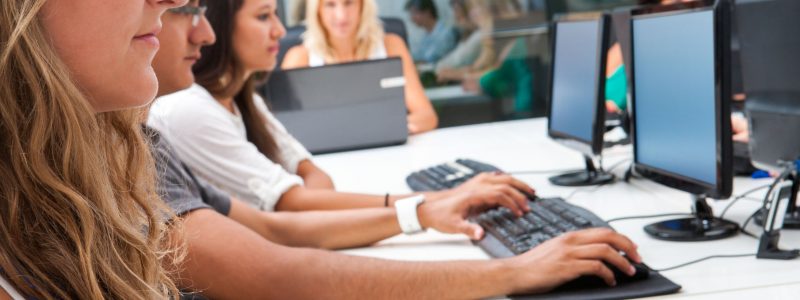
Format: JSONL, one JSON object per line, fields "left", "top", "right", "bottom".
{"left": 276, "top": 0, "right": 642, "bottom": 128}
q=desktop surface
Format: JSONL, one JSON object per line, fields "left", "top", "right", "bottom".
{"left": 314, "top": 118, "right": 800, "bottom": 299}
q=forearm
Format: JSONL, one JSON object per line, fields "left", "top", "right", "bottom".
{"left": 260, "top": 208, "right": 401, "bottom": 249}
{"left": 296, "top": 160, "right": 335, "bottom": 190}
{"left": 407, "top": 109, "right": 438, "bottom": 134}
{"left": 174, "top": 209, "right": 520, "bottom": 299}
{"left": 266, "top": 248, "right": 515, "bottom": 299}
{"left": 276, "top": 186, "right": 439, "bottom": 211}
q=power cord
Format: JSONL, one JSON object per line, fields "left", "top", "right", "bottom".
{"left": 650, "top": 253, "right": 756, "bottom": 272}
{"left": 564, "top": 184, "right": 608, "bottom": 201}
{"left": 739, "top": 169, "right": 794, "bottom": 239}
{"left": 718, "top": 184, "right": 772, "bottom": 219}
{"left": 508, "top": 168, "right": 581, "bottom": 175}
{"left": 605, "top": 213, "right": 693, "bottom": 223}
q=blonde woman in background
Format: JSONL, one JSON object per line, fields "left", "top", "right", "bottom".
{"left": 282, "top": 0, "right": 438, "bottom": 134}
{"left": 0, "top": 0, "right": 187, "bottom": 299}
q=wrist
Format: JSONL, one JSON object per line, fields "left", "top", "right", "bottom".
{"left": 425, "top": 190, "right": 452, "bottom": 201}
{"left": 417, "top": 201, "right": 433, "bottom": 229}
{"left": 395, "top": 195, "right": 426, "bottom": 234}
{"left": 484, "top": 259, "right": 519, "bottom": 296}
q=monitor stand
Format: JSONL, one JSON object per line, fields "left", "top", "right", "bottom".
{"left": 549, "top": 155, "right": 615, "bottom": 187}
{"left": 753, "top": 174, "right": 800, "bottom": 229}
{"left": 644, "top": 194, "right": 739, "bottom": 241}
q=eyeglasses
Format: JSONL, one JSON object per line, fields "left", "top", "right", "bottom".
{"left": 168, "top": 5, "right": 208, "bottom": 27}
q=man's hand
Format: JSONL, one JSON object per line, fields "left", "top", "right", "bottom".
{"left": 417, "top": 179, "right": 533, "bottom": 240}
{"left": 452, "top": 172, "right": 535, "bottom": 200}
{"left": 504, "top": 228, "right": 642, "bottom": 294}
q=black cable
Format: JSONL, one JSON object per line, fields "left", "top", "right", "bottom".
{"left": 719, "top": 184, "right": 772, "bottom": 219}
{"left": 651, "top": 253, "right": 755, "bottom": 272}
{"left": 605, "top": 213, "right": 693, "bottom": 223}
{"left": 739, "top": 170, "right": 794, "bottom": 239}
{"left": 508, "top": 159, "right": 632, "bottom": 176}
{"left": 565, "top": 184, "right": 607, "bottom": 201}
{"left": 508, "top": 168, "right": 580, "bottom": 175}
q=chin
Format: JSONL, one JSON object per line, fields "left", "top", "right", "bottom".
{"left": 123, "top": 73, "right": 159, "bottom": 109}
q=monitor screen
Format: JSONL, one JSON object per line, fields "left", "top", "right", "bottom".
{"left": 633, "top": 10, "right": 717, "bottom": 185}
{"left": 549, "top": 19, "right": 602, "bottom": 143}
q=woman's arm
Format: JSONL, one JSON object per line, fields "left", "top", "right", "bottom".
{"left": 168, "top": 209, "right": 640, "bottom": 299}
{"left": 295, "top": 159, "right": 335, "bottom": 190}
{"left": 281, "top": 45, "right": 310, "bottom": 69}
{"left": 385, "top": 34, "right": 438, "bottom": 134}
{"left": 275, "top": 171, "right": 534, "bottom": 212}
{"left": 227, "top": 182, "right": 530, "bottom": 250}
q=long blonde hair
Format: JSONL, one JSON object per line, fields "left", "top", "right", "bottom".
{"left": 0, "top": 1, "right": 180, "bottom": 299}
{"left": 303, "top": 0, "right": 385, "bottom": 63}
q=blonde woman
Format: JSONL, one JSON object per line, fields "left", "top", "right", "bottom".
{"left": 282, "top": 0, "right": 438, "bottom": 134}
{"left": 0, "top": 0, "right": 186, "bottom": 298}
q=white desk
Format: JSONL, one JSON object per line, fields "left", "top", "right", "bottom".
{"left": 315, "top": 118, "right": 800, "bottom": 299}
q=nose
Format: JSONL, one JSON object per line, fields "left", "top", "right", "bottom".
{"left": 148, "top": 0, "right": 189, "bottom": 19}
{"left": 273, "top": 17, "right": 287, "bottom": 40}
{"left": 191, "top": 15, "right": 216, "bottom": 46}
{"left": 150, "top": 0, "right": 189, "bottom": 10}
{"left": 334, "top": 5, "right": 347, "bottom": 22}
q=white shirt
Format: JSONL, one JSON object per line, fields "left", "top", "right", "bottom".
{"left": 148, "top": 84, "right": 311, "bottom": 211}
{"left": 435, "top": 30, "right": 484, "bottom": 72}
{"left": 308, "top": 41, "right": 388, "bottom": 67}
{"left": 0, "top": 274, "right": 24, "bottom": 300}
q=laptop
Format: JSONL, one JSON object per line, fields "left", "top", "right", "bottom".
{"left": 260, "top": 58, "right": 408, "bottom": 154}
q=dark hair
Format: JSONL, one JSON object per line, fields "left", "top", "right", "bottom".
{"left": 193, "top": 0, "right": 282, "bottom": 164}
{"left": 405, "top": 0, "right": 438, "bottom": 19}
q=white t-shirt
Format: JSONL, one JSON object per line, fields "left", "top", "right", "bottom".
{"left": 148, "top": 84, "right": 311, "bottom": 211}
{"left": 307, "top": 41, "right": 388, "bottom": 67}
{"left": 0, "top": 274, "right": 24, "bottom": 300}
{"left": 435, "top": 30, "right": 483, "bottom": 72}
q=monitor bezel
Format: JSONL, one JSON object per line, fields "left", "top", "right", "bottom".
{"left": 547, "top": 12, "right": 611, "bottom": 157}
{"left": 629, "top": 0, "right": 733, "bottom": 199}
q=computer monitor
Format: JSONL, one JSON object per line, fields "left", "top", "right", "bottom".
{"left": 631, "top": 0, "right": 737, "bottom": 241}
{"left": 736, "top": 0, "right": 800, "bottom": 229}
{"left": 546, "top": 13, "right": 616, "bottom": 187}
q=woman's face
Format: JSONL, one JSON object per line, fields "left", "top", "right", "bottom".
{"left": 39, "top": 0, "right": 187, "bottom": 113}
{"left": 233, "top": 0, "right": 286, "bottom": 73}
{"left": 318, "top": 0, "right": 361, "bottom": 40}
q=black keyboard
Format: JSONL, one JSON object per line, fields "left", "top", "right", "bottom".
{"left": 406, "top": 159, "right": 682, "bottom": 299}
{"left": 407, "top": 159, "right": 609, "bottom": 256}
{"left": 406, "top": 159, "right": 501, "bottom": 191}
{"left": 475, "top": 197, "right": 609, "bottom": 256}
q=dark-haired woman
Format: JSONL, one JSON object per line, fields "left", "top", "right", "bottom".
{"left": 148, "top": 0, "right": 535, "bottom": 212}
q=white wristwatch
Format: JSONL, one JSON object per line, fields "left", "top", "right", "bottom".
{"left": 395, "top": 195, "right": 426, "bottom": 234}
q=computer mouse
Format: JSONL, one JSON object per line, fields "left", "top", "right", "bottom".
{"left": 554, "top": 259, "right": 651, "bottom": 291}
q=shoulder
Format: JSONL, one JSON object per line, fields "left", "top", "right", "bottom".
{"left": 384, "top": 33, "right": 406, "bottom": 49}
{"left": 383, "top": 33, "right": 409, "bottom": 56}
{"left": 282, "top": 45, "right": 310, "bottom": 69}
{"left": 149, "top": 85, "right": 230, "bottom": 133}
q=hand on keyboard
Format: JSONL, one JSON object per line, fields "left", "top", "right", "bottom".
{"left": 447, "top": 172, "right": 537, "bottom": 201}
{"left": 418, "top": 182, "right": 536, "bottom": 240}
{"left": 505, "top": 228, "right": 642, "bottom": 295}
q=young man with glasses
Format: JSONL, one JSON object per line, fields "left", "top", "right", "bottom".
{"left": 149, "top": 1, "right": 643, "bottom": 298}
